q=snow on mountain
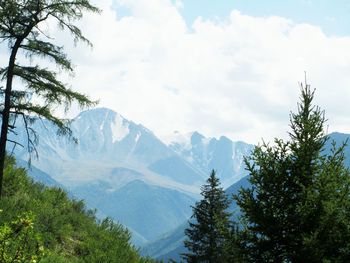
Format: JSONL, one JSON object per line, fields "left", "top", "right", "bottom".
{"left": 10, "top": 108, "right": 203, "bottom": 244}
{"left": 10, "top": 107, "right": 253, "bottom": 245}
{"left": 110, "top": 113, "right": 129, "bottom": 143}
{"left": 160, "top": 131, "right": 194, "bottom": 150}
{"left": 163, "top": 131, "right": 254, "bottom": 187}
{"left": 12, "top": 108, "right": 204, "bottom": 190}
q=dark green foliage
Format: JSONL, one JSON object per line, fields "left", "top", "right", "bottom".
{"left": 0, "top": 0, "right": 100, "bottom": 197}
{"left": 223, "top": 225, "right": 245, "bottom": 263}
{"left": 0, "top": 156, "right": 156, "bottom": 263}
{"left": 182, "top": 170, "right": 240, "bottom": 263}
{"left": 235, "top": 83, "right": 350, "bottom": 262}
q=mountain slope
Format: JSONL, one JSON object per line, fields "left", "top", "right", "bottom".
{"left": 141, "top": 222, "right": 188, "bottom": 260}
{"left": 16, "top": 159, "right": 64, "bottom": 189}
{"left": 164, "top": 131, "right": 254, "bottom": 187}
{"left": 143, "top": 175, "right": 250, "bottom": 261}
{"left": 1, "top": 156, "right": 155, "bottom": 263}
{"left": 12, "top": 108, "right": 205, "bottom": 188}
{"left": 10, "top": 107, "right": 253, "bottom": 245}
{"left": 72, "top": 179, "right": 196, "bottom": 243}
{"left": 146, "top": 132, "right": 350, "bottom": 260}
{"left": 10, "top": 108, "right": 204, "bottom": 244}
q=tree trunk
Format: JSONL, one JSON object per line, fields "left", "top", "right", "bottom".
{"left": 0, "top": 39, "right": 22, "bottom": 198}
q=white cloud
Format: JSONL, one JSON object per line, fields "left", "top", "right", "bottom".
{"left": 10, "top": 0, "right": 350, "bottom": 144}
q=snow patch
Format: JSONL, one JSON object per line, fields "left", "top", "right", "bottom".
{"left": 135, "top": 132, "right": 141, "bottom": 143}
{"left": 232, "top": 142, "right": 236, "bottom": 160}
{"left": 111, "top": 114, "right": 129, "bottom": 143}
{"left": 160, "top": 131, "right": 193, "bottom": 149}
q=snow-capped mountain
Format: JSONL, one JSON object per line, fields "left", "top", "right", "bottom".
{"left": 13, "top": 108, "right": 205, "bottom": 190}
{"left": 11, "top": 107, "right": 253, "bottom": 245}
{"left": 163, "top": 131, "right": 253, "bottom": 187}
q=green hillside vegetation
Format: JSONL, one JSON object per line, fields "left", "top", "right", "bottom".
{"left": 0, "top": 156, "right": 155, "bottom": 263}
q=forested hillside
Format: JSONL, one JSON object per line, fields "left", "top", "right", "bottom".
{"left": 0, "top": 156, "right": 155, "bottom": 263}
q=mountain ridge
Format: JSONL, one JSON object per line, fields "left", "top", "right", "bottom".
{"left": 144, "top": 131, "right": 350, "bottom": 260}
{"left": 10, "top": 107, "right": 255, "bottom": 245}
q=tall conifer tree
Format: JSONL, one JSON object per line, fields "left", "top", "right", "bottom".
{"left": 182, "top": 170, "right": 235, "bottom": 263}
{"left": 235, "top": 81, "right": 350, "bottom": 262}
{"left": 0, "top": 0, "right": 100, "bottom": 197}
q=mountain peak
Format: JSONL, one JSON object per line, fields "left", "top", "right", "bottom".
{"left": 160, "top": 131, "right": 207, "bottom": 147}
{"left": 76, "top": 107, "right": 125, "bottom": 120}
{"left": 218, "top": 135, "right": 232, "bottom": 143}
{"left": 72, "top": 107, "right": 131, "bottom": 143}
{"left": 190, "top": 131, "right": 205, "bottom": 145}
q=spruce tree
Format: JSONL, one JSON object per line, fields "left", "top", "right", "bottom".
{"left": 182, "top": 170, "right": 234, "bottom": 263}
{"left": 0, "top": 0, "right": 100, "bottom": 197}
{"left": 235, "top": 82, "right": 350, "bottom": 262}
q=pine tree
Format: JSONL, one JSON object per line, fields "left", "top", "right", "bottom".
{"left": 182, "top": 170, "right": 235, "bottom": 263}
{"left": 235, "top": 81, "right": 350, "bottom": 262}
{"left": 0, "top": 0, "right": 100, "bottom": 197}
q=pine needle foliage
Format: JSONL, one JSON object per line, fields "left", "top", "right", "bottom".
{"left": 0, "top": 0, "right": 101, "bottom": 197}
{"left": 182, "top": 170, "right": 236, "bottom": 263}
{"left": 235, "top": 82, "right": 350, "bottom": 262}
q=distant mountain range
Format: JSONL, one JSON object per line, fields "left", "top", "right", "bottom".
{"left": 9, "top": 107, "right": 254, "bottom": 246}
{"left": 142, "top": 132, "right": 350, "bottom": 261}
{"left": 10, "top": 108, "right": 349, "bottom": 259}
{"left": 165, "top": 131, "right": 252, "bottom": 186}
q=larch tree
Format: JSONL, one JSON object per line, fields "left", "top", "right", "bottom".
{"left": 0, "top": 0, "right": 100, "bottom": 197}
{"left": 235, "top": 81, "right": 350, "bottom": 262}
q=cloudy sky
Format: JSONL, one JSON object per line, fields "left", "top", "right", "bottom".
{"left": 14, "top": 0, "right": 350, "bottom": 144}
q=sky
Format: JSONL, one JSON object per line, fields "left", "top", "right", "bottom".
{"left": 4, "top": 0, "right": 350, "bottom": 144}
{"left": 174, "top": 0, "right": 350, "bottom": 36}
